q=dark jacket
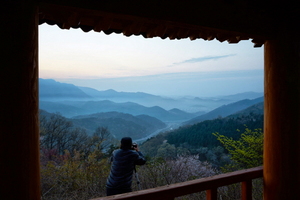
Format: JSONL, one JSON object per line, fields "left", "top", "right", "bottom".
{"left": 106, "top": 149, "right": 146, "bottom": 190}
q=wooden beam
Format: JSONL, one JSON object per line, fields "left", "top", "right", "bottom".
{"left": 0, "top": 2, "right": 40, "bottom": 199}
{"left": 264, "top": 30, "right": 300, "bottom": 200}
{"left": 38, "top": 1, "right": 269, "bottom": 44}
{"left": 39, "top": 0, "right": 273, "bottom": 38}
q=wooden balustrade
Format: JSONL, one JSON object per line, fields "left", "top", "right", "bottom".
{"left": 91, "top": 166, "right": 263, "bottom": 200}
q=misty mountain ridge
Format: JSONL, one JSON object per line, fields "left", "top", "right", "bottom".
{"left": 183, "top": 96, "right": 264, "bottom": 125}
{"left": 228, "top": 101, "right": 264, "bottom": 119}
{"left": 39, "top": 79, "right": 92, "bottom": 99}
{"left": 79, "top": 86, "right": 159, "bottom": 100}
{"left": 40, "top": 110, "right": 166, "bottom": 140}
{"left": 39, "top": 78, "right": 263, "bottom": 115}
{"left": 39, "top": 79, "right": 264, "bottom": 140}
{"left": 215, "top": 92, "right": 263, "bottom": 102}
{"left": 71, "top": 111, "right": 167, "bottom": 139}
{"left": 40, "top": 99, "right": 200, "bottom": 122}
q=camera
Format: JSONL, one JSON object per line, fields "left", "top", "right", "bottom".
{"left": 132, "top": 142, "right": 137, "bottom": 149}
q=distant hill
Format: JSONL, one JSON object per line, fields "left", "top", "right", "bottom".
{"left": 79, "top": 87, "right": 159, "bottom": 100}
{"left": 228, "top": 101, "right": 264, "bottom": 119}
{"left": 39, "top": 110, "right": 166, "bottom": 140}
{"left": 39, "top": 79, "right": 91, "bottom": 100}
{"left": 71, "top": 112, "right": 167, "bottom": 140}
{"left": 39, "top": 101, "right": 86, "bottom": 117}
{"left": 40, "top": 100, "right": 198, "bottom": 122}
{"left": 217, "top": 92, "right": 264, "bottom": 101}
{"left": 140, "top": 101, "right": 264, "bottom": 157}
{"left": 183, "top": 96, "right": 264, "bottom": 125}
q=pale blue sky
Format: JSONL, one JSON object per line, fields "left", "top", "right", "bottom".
{"left": 39, "top": 24, "right": 264, "bottom": 97}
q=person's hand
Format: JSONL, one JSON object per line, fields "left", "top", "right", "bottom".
{"left": 134, "top": 145, "right": 139, "bottom": 152}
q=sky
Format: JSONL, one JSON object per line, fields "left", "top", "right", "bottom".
{"left": 39, "top": 24, "right": 264, "bottom": 97}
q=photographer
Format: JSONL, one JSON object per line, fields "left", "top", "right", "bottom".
{"left": 106, "top": 137, "right": 146, "bottom": 196}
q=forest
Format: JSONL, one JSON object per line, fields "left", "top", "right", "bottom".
{"left": 140, "top": 112, "right": 263, "bottom": 168}
{"left": 40, "top": 111, "right": 263, "bottom": 200}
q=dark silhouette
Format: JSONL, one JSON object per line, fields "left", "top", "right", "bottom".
{"left": 106, "top": 137, "right": 146, "bottom": 196}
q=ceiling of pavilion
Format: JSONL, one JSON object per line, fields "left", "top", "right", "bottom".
{"left": 38, "top": 0, "right": 300, "bottom": 47}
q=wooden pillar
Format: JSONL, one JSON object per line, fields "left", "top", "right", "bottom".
{"left": 0, "top": 1, "right": 40, "bottom": 199}
{"left": 241, "top": 180, "right": 252, "bottom": 200}
{"left": 206, "top": 188, "right": 217, "bottom": 200}
{"left": 264, "top": 30, "right": 300, "bottom": 199}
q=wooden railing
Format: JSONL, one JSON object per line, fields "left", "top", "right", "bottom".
{"left": 91, "top": 166, "right": 263, "bottom": 200}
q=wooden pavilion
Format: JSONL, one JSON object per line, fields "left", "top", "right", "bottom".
{"left": 1, "top": 0, "right": 299, "bottom": 199}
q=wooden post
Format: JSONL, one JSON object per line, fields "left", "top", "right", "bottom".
{"left": 264, "top": 30, "right": 300, "bottom": 199}
{"left": 0, "top": 2, "right": 40, "bottom": 199}
{"left": 241, "top": 180, "right": 252, "bottom": 200}
{"left": 206, "top": 188, "right": 217, "bottom": 200}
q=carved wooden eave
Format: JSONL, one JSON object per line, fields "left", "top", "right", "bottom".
{"left": 38, "top": 0, "right": 284, "bottom": 47}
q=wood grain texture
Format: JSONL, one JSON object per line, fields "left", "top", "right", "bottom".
{"left": 0, "top": 2, "right": 40, "bottom": 200}
{"left": 264, "top": 31, "right": 300, "bottom": 200}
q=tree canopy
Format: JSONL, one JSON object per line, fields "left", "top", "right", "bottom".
{"left": 213, "top": 127, "right": 263, "bottom": 171}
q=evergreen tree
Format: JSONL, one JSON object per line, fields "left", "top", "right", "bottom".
{"left": 213, "top": 127, "right": 263, "bottom": 171}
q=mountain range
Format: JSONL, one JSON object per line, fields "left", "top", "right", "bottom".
{"left": 39, "top": 78, "right": 264, "bottom": 140}
{"left": 39, "top": 78, "right": 263, "bottom": 121}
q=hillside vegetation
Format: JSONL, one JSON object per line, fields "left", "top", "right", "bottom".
{"left": 40, "top": 102, "right": 264, "bottom": 200}
{"left": 140, "top": 102, "right": 264, "bottom": 168}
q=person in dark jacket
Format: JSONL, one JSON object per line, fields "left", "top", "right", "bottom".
{"left": 106, "top": 137, "right": 146, "bottom": 196}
